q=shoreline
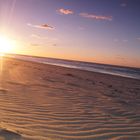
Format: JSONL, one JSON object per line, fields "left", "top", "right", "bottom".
{"left": 5, "top": 56, "right": 140, "bottom": 81}
{"left": 6, "top": 53, "right": 140, "bottom": 69}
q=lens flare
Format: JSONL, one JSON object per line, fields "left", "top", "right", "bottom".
{"left": 0, "top": 35, "right": 15, "bottom": 55}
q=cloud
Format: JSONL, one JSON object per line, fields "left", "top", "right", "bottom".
{"left": 113, "top": 39, "right": 129, "bottom": 43}
{"left": 27, "top": 23, "right": 54, "bottom": 30}
{"left": 58, "top": 8, "right": 74, "bottom": 15}
{"left": 137, "top": 38, "right": 140, "bottom": 41}
{"left": 113, "top": 39, "right": 119, "bottom": 42}
{"left": 52, "top": 44, "right": 57, "bottom": 46}
{"left": 120, "top": 3, "right": 127, "bottom": 7}
{"left": 31, "top": 34, "right": 40, "bottom": 38}
{"left": 116, "top": 55, "right": 125, "bottom": 60}
{"left": 30, "top": 43, "right": 40, "bottom": 46}
{"left": 31, "top": 34, "right": 58, "bottom": 41}
{"left": 78, "top": 26, "right": 85, "bottom": 30}
{"left": 31, "top": 34, "right": 48, "bottom": 39}
{"left": 79, "top": 13, "right": 112, "bottom": 21}
{"left": 122, "top": 39, "right": 128, "bottom": 42}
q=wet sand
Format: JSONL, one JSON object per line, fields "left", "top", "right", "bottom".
{"left": 0, "top": 57, "right": 140, "bottom": 140}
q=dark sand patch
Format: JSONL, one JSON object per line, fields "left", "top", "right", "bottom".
{"left": 0, "top": 129, "right": 22, "bottom": 140}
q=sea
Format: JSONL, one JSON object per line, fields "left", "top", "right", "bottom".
{"left": 7, "top": 54, "right": 140, "bottom": 80}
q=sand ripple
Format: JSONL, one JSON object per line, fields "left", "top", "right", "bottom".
{"left": 0, "top": 59, "right": 140, "bottom": 140}
{"left": 0, "top": 85, "right": 140, "bottom": 140}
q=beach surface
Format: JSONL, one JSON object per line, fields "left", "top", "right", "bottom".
{"left": 0, "top": 57, "right": 140, "bottom": 140}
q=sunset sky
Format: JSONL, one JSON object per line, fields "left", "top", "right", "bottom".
{"left": 0, "top": 0, "right": 140, "bottom": 67}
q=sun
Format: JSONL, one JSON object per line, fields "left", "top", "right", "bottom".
{"left": 0, "top": 35, "right": 15, "bottom": 55}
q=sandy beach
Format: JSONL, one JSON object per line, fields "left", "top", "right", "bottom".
{"left": 0, "top": 57, "right": 140, "bottom": 140}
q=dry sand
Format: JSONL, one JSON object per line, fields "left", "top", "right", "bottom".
{"left": 0, "top": 57, "right": 140, "bottom": 140}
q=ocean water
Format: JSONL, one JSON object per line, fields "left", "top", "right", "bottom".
{"left": 7, "top": 54, "right": 140, "bottom": 80}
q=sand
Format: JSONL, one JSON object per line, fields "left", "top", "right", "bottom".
{"left": 0, "top": 57, "right": 139, "bottom": 140}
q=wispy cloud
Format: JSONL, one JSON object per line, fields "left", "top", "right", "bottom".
{"left": 30, "top": 43, "right": 40, "bottom": 47}
{"left": 52, "top": 44, "right": 57, "bottom": 46}
{"left": 31, "top": 34, "right": 48, "bottom": 39}
{"left": 113, "top": 38, "right": 119, "bottom": 42}
{"left": 120, "top": 3, "right": 127, "bottom": 7}
{"left": 27, "top": 23, "right": 54, "bottom": 30}
{"left": 58, "top": 8, "right": 74, "bottom": 15}
{"left": 116, "top": 55, "right": 126, "bottom": 60}
{"left": 113, "top": 39, "right": 129, "bottom": 43}
{"left": 78, "top": 26, "right": 85, "bottom": 30}
{"left": 122, "top": 39, "right": 128, "bottom": 42}
{"left": 31, "top": 34, "right": 58, "bottom": 41}
{"left": 137, "top": 37, "right": 140, "bottom": 41}
{"left": 79, "top": 13, "right": 112, "bottom": 21}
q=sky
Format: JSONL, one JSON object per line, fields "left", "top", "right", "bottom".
{"left": 0, "top": 0, "right": 140, "bottom": 68}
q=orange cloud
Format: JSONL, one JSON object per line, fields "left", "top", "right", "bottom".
{"left": 27, "top": 23, "right": 54, "bottom": 30}
{"left": 79, "top": 13, "right": 112, "bottom": 21}
{"left": 58, "top": 8, "right": 74, "bottom": 15}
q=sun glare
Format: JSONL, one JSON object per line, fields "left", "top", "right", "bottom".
{"left": 0, "top": 35, "right": 15, "bottom": 55}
